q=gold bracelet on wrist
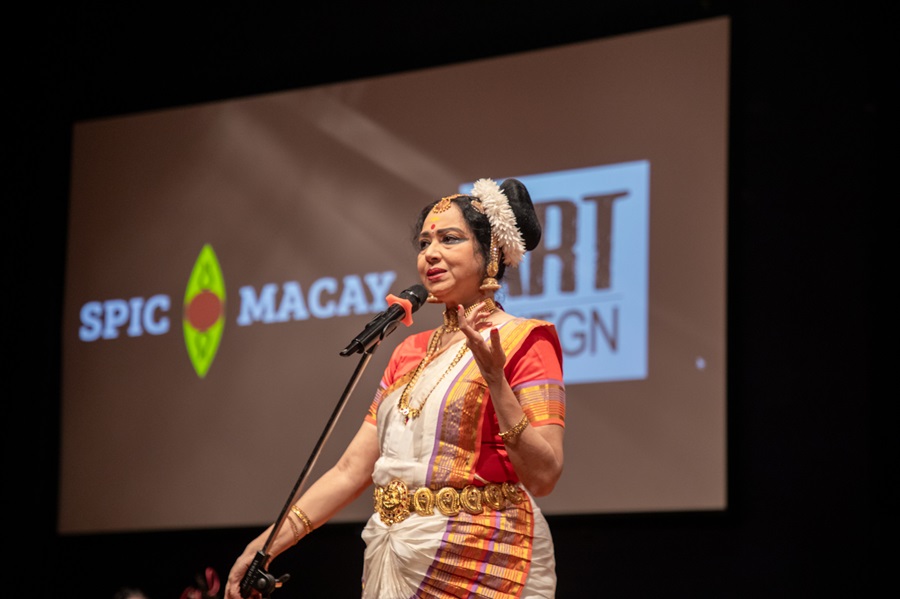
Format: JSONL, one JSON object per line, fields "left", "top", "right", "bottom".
{"left": 291, "top": 504, "right": 313, "bottom": 535}
{"left": 286, "top": 512, "right": 302, "bottom": 544}
{"left": 498, "top": 414, "right": 530, "bottom": 444}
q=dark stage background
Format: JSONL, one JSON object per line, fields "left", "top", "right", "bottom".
{"left": 7, "top": 1, "right": 878, "bottom": 597}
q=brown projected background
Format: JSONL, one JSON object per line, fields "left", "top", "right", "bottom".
{"left": 60, "top": 17, "right": 729, "bottom": 534}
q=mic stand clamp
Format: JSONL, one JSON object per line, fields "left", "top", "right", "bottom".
{"left": 240, "top": 550, "right": 290, "bottom": 598}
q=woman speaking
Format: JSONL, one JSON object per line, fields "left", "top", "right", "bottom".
{"left": 225, "top": 178, "right": 566, "bottom": 599}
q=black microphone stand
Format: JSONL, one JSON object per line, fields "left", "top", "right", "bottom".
{"left": 238, "top": 331, "right": 387, "bottom": 598}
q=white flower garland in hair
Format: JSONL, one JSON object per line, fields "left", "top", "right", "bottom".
{"left": 471, "top": 178, "right": 527, "bottom": 267}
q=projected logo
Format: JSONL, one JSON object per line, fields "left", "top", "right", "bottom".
{"left": 77, "top": 244, "right": 398, "bottom": 379}
{"left": 484, "top": 162, "right": 650, "bottom": 385}
{"left": 183, "top": 244, "right": 226, "bottom": 378}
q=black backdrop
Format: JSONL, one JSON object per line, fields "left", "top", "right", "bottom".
{"left": 7, "top": 1, "right": 878, "bottom": 597}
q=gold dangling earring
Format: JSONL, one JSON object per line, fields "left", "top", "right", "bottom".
{"left": 480, "top": 235, "right": 501, "bottom": 293}
{"left": 426, "top": 293, "right": 440, "bottom": 303}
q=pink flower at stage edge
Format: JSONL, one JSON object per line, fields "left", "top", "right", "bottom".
{"left": 180, "top": 567, "right": 221, "bottom": 599}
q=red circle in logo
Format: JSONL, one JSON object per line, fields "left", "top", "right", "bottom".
{"left": 186, "top": 290, "right": 222, "bottom": 332}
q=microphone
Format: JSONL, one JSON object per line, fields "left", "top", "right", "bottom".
{"left": 340, "top": 284, "right": 428, "bottom": 356}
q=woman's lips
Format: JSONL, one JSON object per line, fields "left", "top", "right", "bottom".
{"left": 426, "top": 268, "right": 445, "bottom": 281}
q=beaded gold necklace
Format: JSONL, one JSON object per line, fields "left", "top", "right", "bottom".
{"left": 396, "top": 303, "right": 489, "bottom": 423}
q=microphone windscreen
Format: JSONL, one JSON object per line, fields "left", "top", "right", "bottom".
{"left": 386, "top": 284, "right": 428, "bottom": 327}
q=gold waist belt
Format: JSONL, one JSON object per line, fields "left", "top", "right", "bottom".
{"left": 373, "top": 478, "right": 526, "bottom": 526}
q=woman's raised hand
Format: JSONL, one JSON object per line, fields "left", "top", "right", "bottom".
{"left": 457, "top": 302, "right": 506, "bottom": 384}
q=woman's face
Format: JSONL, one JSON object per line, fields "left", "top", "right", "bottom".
{"left": 416, "top": 202, "right": 486, "bottom": 307}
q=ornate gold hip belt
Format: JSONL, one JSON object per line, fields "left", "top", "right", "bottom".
{"left": 373, "top": 479, "right": 526, "bottom": 526}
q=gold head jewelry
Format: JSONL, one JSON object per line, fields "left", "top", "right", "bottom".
{"left": 431, "top": 193, "right": 463, "bottom": 214}
{"left": 480, "top": 237, "right": 501, "bottom": 292}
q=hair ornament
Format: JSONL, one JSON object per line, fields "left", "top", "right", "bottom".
{"left": 431, "top": 193, "right": 462, "bottom": 214}
{"left": 471, "top": 178, "right": 527, "bottom": 267}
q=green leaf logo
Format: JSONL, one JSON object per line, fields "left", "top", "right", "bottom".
{"left": 183, "top": 244, "right": 225, "bottom": 378}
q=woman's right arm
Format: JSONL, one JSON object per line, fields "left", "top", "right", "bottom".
{"left": 224, "top": 420, "right": 380, "bottom": 599}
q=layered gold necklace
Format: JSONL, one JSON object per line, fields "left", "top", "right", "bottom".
{"left": 396, "top": 302, "right": 493, "bottom": 423}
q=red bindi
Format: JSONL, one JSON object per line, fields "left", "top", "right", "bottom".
{"left": 430, "top": 224, "right": 436, "bottom": 230}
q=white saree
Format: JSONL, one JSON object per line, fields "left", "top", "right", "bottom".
{"left": 360, "top": 321, "right": 562, "bottom": 599}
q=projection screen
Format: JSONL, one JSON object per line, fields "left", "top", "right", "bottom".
{"left": 60, "top": 16, "right": 729, "bottom": 533}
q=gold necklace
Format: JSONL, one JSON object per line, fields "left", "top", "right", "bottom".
{"left": 397, "top": 300, "right": 498, "bottom": 422}
{"left": 441, "top": 298, "right": 497, "bottom": 332}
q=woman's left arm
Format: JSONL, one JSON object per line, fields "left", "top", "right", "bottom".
{"left": 491, "top": 376, "right": 564, "bottom": 497}
{"left": 459, "top": 308, "right": 564, "bottom": 496}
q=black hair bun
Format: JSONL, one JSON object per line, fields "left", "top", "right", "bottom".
{"left": 500, "top": 178, "right": 542, "bottom": 252}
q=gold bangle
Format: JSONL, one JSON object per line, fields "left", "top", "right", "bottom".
{"left": 498, "top": 414, "right": 529, "bottom": 444}
{"left": 286, "top": 512, "right": 301, "bottom": 544}
{"left": 291, "top": 504, "right": 313, "bottom": 535}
